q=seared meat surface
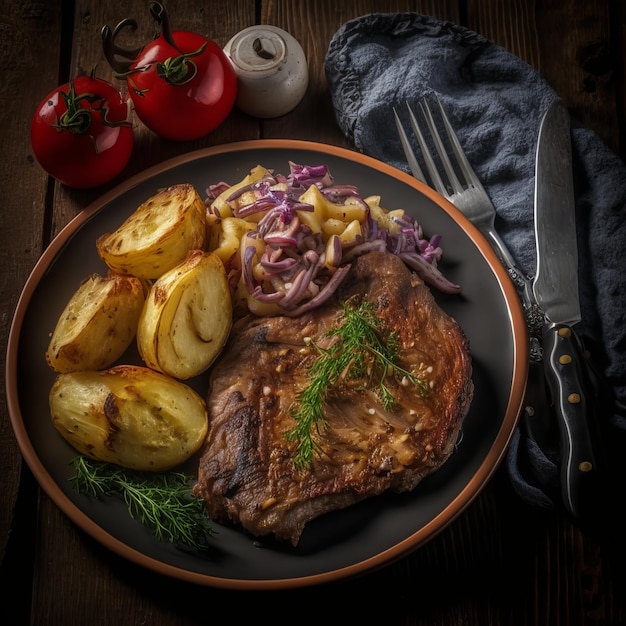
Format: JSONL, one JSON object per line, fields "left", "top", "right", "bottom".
{"left": 194, "top": 251, "right": 473, "bottom": 545}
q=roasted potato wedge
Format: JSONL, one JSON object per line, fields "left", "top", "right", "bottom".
{"left": 96, "top": 184, "right": 208, "bottom": 280}
{"left": 50, "top": 365, "right": 208, "bottom": 471}
{"left": 137, "top": 249, "right": 232, "bottom": 380}
{"left": 46, "top": 272, "right": 147, "bottom": 373}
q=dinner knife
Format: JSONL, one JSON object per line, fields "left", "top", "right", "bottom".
{"left": 532, "top": 99, "right": 602, "bottom": 522}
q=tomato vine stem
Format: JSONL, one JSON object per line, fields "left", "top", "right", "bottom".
{"left": 52, "top": 80, "right": 130, "bottom": 144}
{"left": 101, "top": 2, "right": 208, "bottom": 88}
{"left": 156, "top": 43, "right": 207, "bottom": 85}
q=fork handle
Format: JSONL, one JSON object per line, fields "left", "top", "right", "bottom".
{"left": 510, "top": 269, "right": 544, "bottom": 336}
{"left": 487, "top": 230, "right": 518, "bottom": 270}
{"left": 486, "top": 230, "right": 544, "bottom": 334}
{"left": 498, "top": 255, "right": 544, "bottom": 336}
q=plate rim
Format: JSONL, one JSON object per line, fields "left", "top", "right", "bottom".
{"left": 5, "top": 138, "right": 529, "bottom": 590}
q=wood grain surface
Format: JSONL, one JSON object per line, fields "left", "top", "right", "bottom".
{"left": 1, "top": 1, "right": 624, "bottom": 624}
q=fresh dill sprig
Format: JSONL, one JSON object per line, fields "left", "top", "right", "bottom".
{"left": 70, "top": 456, "right": 214, "bottom": 549}
{"left": 287, "top": 299, "right": 429, "bottom": 468}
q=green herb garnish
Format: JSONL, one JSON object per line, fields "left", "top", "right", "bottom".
{"left": 70, "top": 456, "right": 214, "bottom": 549}
{"left": 287, "top": 298, "right": 429, "bottom": 468}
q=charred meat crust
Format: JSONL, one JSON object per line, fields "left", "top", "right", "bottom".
{"left": 194, "top": 251, "right": 473, "bottom": 545}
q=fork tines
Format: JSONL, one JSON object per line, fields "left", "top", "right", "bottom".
{"left": 396, "top": 97, "right": 479, "bottom": 200}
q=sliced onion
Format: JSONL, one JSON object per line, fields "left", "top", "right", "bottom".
{"left": 284, "top": 264, "right": 352, "bottom": 317}
{"left": 208, "top": 162, "right": 461, "bottom": 316}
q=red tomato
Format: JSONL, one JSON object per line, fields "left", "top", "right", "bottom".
{"left": 126, "top": 33, "right": 237, "bottom": 141}
{"left": 31, "top": 75, "right": 134, "bottom": 189}
{"left": 102, "top": 3, "right": 237, "bottom": 141}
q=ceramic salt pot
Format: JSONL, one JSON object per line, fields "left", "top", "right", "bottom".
{"left": 223, "top": 25, "right": 309, "bottom": 118}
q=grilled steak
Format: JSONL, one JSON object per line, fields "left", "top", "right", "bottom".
{"left": 194, "top": 251, "right": 473, "bottom": 545}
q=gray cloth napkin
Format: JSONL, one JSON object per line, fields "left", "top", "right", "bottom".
{"left": 324, "top": 12, "right": 626, "bottom": 509}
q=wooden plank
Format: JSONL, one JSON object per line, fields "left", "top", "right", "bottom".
{"left": 468, "top": 0, "right": 620, "bottom": 155}
{"left": 614, "top": 0, "right": 626, "bottom": 158}
{"left": 0, "top": 0, "right": 63, "bottom": 608}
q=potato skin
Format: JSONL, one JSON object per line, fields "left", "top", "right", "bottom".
{"left": 49, "top": 365, "right": 209, "bottom": 471}
{"left": 137, "top": 249, "right": 232, "bottom": 380}
{"left": 46, "top": 272, "right": 147, "bottom": 373}
{"left": 96, "top": 184, "right": 208, "bottom": 280}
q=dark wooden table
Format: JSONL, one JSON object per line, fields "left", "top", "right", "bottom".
{"left": 2, "top": 1, "right": 625, "bottom": 624}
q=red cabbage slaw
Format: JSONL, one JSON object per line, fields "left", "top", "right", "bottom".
{"left": 206, "top": 162, "right": 460, "bottom": 317}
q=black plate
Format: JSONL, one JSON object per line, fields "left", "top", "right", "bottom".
{"left": 6, "top": 140, "right": 528, "bottom": 589}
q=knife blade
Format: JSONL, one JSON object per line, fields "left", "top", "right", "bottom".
{"left": 532, "top": 99, "right": 603, "bottom": 523}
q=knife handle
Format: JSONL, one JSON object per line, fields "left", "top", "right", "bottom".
{"left": 521, "top": 355, "right": 560, "bottom": 496}
{"left": 541, "top": 323, "right": 601, "bottom": 522}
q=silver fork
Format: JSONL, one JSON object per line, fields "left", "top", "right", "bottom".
{"left": 394, "top": 98, "right": 543, "bottom": 338}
